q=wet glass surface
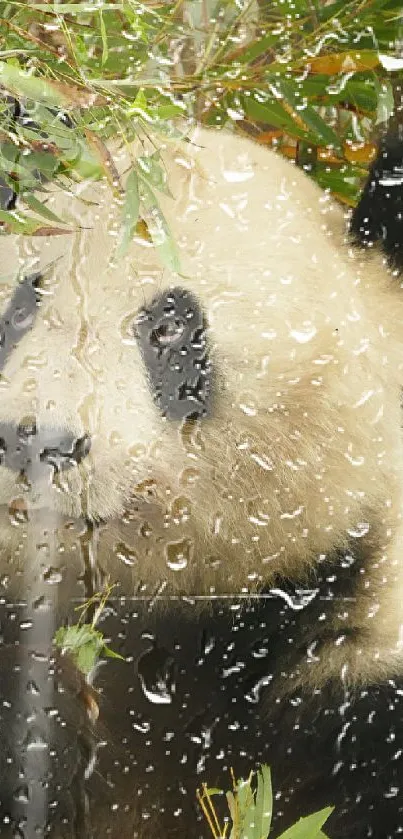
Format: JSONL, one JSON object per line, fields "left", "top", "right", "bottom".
{"left": 0, "top": 38, "right": 403, "bottom": 839}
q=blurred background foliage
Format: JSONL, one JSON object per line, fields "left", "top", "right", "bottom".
{"left": 0, "top": 0, "right": 402, "bottom": 237}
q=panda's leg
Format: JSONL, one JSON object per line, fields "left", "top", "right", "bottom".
{"left": 324, "top": 677, "right": 403, "bottom": 838}
{"left": 258, "top": 675, "right": 403, "bottom": 839}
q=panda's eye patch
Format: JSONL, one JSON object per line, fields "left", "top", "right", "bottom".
{"left": 0, "top": 272, "right": 42, "bottom": 372}
{"left": 135, "top": 287, "right": 213, "bottom": 421}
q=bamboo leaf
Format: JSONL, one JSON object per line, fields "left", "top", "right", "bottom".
{"left": 253, "top": 765, "right": 272, "bottom": 839}
{"left": 243, "top": 95, "right": 310, "bottom": 141}
{"left": 0, "top": 208, "right": 71, "bottom": 235}
{"left": 24, "top": 193, "right": 67, "bottom": 225}
{"left": 306, "top": 50, "right": 379, "bottom": 75}
{"left": 116, "top": 168, "right": 140, "bottom": 258}
{"left": 140, "top": 178, "right": 180, "bottom": 274}
{"left": 273, "top": 79, "right": 342, "bottom": 149}
{"left": 99, "top": 9, "right": 108, "bottom": 66}
{"left": 0, "top": 63, "right": 69, "bottom": 107}
{"left": 276, "top": 807, "right": 334, "bottom": 839}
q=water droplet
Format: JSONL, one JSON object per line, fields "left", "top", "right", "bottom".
{"left": 246, "top": 674, "right": 273, "bottom": 704}
{"left": 165, "top": 538, "right": 193, "bottom": 571}
{"left": 151, "top": 318, "right": 185, "bottom": 348}
{"left": 13, "top": 785, "right": 29, "bottom": 803}
{"left": 250, "top": 451, "right": 273, "bottom": 471}
{"left": 139, "top": 521, "right": 152, "bottom": 538}
{"left": 12, "top": 307, "right": 34, "bottom": 331}
{"left": 8, "top": 498, "right": 29, "bottom": 526}
{"left": 239, "top": 400, "right": 257, "bottom": 417}
{"left": 344, "top": 452, "right": 365, "bottom": 466}
{"left": 129, "top": 443, "right": 146, "bottom": 460}
{"left": 23, "top": 728, "right": 48, "bottom": 752}
{"left": 17, "top": 415, "right": 37, "bottom": 443}
{"left": 180, "top": 467, "right": 200, "bottom": 488}
{"left": 109, "top": 430, "right": 123, "bottom": 447}
{"left": 347, "top": 521, "right": 370, "bottom": 538}
{"left": 120, "top": 310, "right": 139, "bottom": 346}
{"left": 19, "top": 620, "right": 33, "bottom": 631}
{"left": 22, "top": 378, "right": 37, "bottom": 393}
{"left": 290, "top": 324, "right": 317, "bottom": 344}
{"left": 170, "top": 496, "right": 191, "bottom": 525}
{"left": 222, "top": 168, "right": 254, "bottom": 183}
{"left": 137, "top": 646, "right": 175, "bottom": 705}
{"left": 114, "top": 541, "right": 137, "bottom": 566}
{"left": 43, "top": 566, "right": 63, "bottom": 585}
{"left": 33, "top": 595, "right": 49, "bottom": 612}
{"left": 270, "top": 587, "right": 319, "bottom": 611}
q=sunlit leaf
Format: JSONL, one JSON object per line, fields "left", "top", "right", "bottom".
{"left": 343, "top": 142, "right": 377, "bottom": 164}
{"left": 54, "top": 623, "right": 124, "bottom": 676}
{"left": 276, "top": 806, "right": 334, "bottom": 839}
{"left": 306, "top": 50, "right": 379, "bottom": 75}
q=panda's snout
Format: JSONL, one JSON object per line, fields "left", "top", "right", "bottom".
{"left": 0, "top": 418, "right": 91, "bottom": 481}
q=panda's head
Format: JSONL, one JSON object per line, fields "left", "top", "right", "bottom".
{"left": 0, "top": 127, "right": 402, "bottom": 593}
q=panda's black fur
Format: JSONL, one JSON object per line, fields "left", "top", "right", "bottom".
{"left": 0, "top": 125, "right": 402, "bottom": 839}
{"left": 350, "top": 135, "right": 403, "bottom": 273}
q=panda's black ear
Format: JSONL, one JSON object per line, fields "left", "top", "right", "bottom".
{"left": 349, "top": 134, "right": 403, "bottom": 273}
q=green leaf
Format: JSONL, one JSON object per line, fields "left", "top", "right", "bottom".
{"left": 54, "top": 623, "right": 124, "bottom": 676}
{"left": 99, "top": 9, "right": 108, "bottom": 66}
{"left": 236, "top": 33, "right": 279, "bottom": 64}
{"left": 375, "top": 77, "right": 395, "bottom": 124}
{"left": 276, "top": 806, "right": 334, "bottom": 839}
{"left": 317, "top": 0, "right": 351, "bottom": 21}
{"left": 130, "top": 89, "right": 148, "bottom": 116}
{"left": 116, "top": 167, "right": 140, "bottom": 258}
{"left": 253, "top": 765, "right": 273, "bottom": 839}
{"left": 314, "top": 166, "right": 361, "bottom": 203}
{"left": 24, "top": 193, "right": 67, "bottom": 226}
{"left": 273, "top": 79, "right": 342, "bottom": 149}
{"left": 104, "top": 645, "right": 125, "bottom": 660}
{"left": 154, "top": 103, "right": 186, "bottom": 121}
{"left": 227, "top": 766, "right": 273, "bottom": 839}
{"left": 0, "top": 63, "right": 67, "bottom": 107}
{"left": 140, "top": 178, "right": 180, "bottom": 274}
{"left": 29, "top": 3, "right": 126, "bottom": 11}
{"left": 243, "top": 95, "right": 309, "bottom": 140}
{"left": 0, "top": 208, "right": 67, "bottom": 235}
{"left": 138, "top": 152, "right": 171, "bottom": 195}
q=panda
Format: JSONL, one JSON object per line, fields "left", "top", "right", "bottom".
{"left": 0, "top": 124, "right": 402, "bottom": 839}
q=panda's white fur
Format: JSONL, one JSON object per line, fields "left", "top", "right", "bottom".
{"left": 0, "top": 126, "right": 403, "bottom": 837}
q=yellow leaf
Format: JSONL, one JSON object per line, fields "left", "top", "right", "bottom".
{"left": 307, "top": 50, "right": 379, "bottom": 75}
